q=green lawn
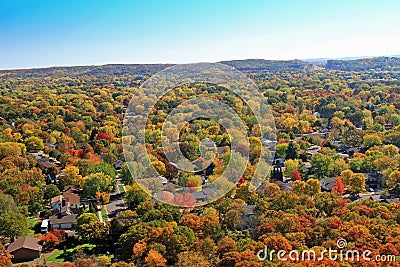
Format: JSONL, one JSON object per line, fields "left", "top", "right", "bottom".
{"left": 46, "top": 243, "right": 96, "bottom": 262}
{"left": 28, "top": 218, "right": 40, "bottom": 227}
{"left": 118, "top": 184, "right": 125, "bottom": 193}
{"left": 101, "top": 208, "right": 108, "bottom": 222}
{"left": 27, "top": 218, "right": 40, "bottom": 236}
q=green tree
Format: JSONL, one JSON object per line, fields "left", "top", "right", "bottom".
{"left": 284, "top": 159, "right": 301, "bottom": 178}
{"left": 88, "top": 162, "right": 116, "bottom": 179}
{"left": 363, "top": 134, "right": 382, "bottom": 148}
{"left": 83, "top": 172, "right": 114, "bottom": 197}
{"left": 44, "top": 184, "right": 61, "bottom": 201}
{"left": 275, "top": 143, "right": 288, "bottom": 158}
{"left": 348, "top": 173, "right": 366, "bottom": 195}
{"left": 0, "top": 212, "right": 28, "bottom": 241}
{"left": 79, "top": 221, "right": 110, "bottom": 243}
{"left": 285, "top": 142, "right": 299, "bottom": 159}
{"left": 121, "top": 163, "right": 133, "bottom": 185}
{"left": 77, "top": 212, "right": 98, "bottom": 229}
{"left": 389, "top": 114, "right": 400, "bottom": 126}
{"left": 24, "top": 136, "right": 44, "bottom": 152}
{"left": 292, "top": 180, "right": 307, "bottom": 195}
{"left": 125, "top": 183, "right": 151, "bottom": 209}
{"left": 311, "top": 153, "right": 334, "bottom": 179}
{"left": 329, "top": 158, "right": 349, "bottom": 177}
{"left": 0, "top": 193, "right": 17, "bottom": 215}
{"left": 306, "top": 178, "right": 321, "bottom": 197}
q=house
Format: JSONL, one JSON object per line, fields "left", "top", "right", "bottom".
{"left": 261, "top": 138, "right": 278, "bottom": 149}
{"left": 352, "top": 193, "right": 381, "bottom": 202}
{"left": 273, "top": 180, "right": 294, "bottom": 191}
{"left": 346, "top": 147, "right": 361, "bottom": 156}
{"left": 37, "top": 158, "right": 56, "bottom": 171}
{"left": 337, "top": 144, "right": 349, "bottom": 153}
{"left": 243, "top": 205, "right": 255, "bottom": 216}
{"left": 51, "top": 195, "right": 63, "bottom": 210}
{"left": 7, "top": 236, "right": 42, "bottom": 263}
{"left": 321, "top": 177, "right": 337, "bottom": 192}
{"left": 306, "top": 145, "right": 321, "bottom": 159}
{"left": 200, "top": 140, "right": 216, "bottom": 147}
{"left": 64, "top": 185, "right": 80, "bottom": 194}
{"left": 385, "top": 198, "right": 400, "bottom": 204}
{"left": 156, "top": 176, "right": 168, "bottom": 185}
{"left": 48, "top": 185, "right": 81, "bottom": 230}
{"left": 273, "top": 157, "right": 285, "bottom": 167}
{"left": 217, "top": 146, "right": 228, "bottom": 155}
{"left": 364, "top": 172, "right": 382, "bottom": 190}
{"left": 44, "top": 143, "right": 57, "bottom": 149}
{"left": 114, "top": 160, "right": 124, "bottom": 170}
{"left": 49, "top": 213, "right": 78, "bottom": 230}
{"left": 63, "top": 191, "right": 80, "bottom": 211}
{"left": 41, "top": 219, "right": 49, "bottom": 234}
{"left": 192, "top": 186, "right": 218, "bottom": 202}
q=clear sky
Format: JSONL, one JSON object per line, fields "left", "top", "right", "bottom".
{"left": 1, "top": 0, "right": 400, "bottom": 69}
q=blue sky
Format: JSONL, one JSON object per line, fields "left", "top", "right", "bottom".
{"left": 1, "top": 0, "right": 399, "bottom": 69}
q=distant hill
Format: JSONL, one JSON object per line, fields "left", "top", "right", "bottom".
{"left": 0, "top": 64, "right": 172, "bottom": 79}
{"left": 325, "top": 56, "right": 400, "bottom": 71}
{"left": 220, "top": 59, "right": 312, "bottom": 71}
{"left": 0, "top": 59, "right": 313, "bottom": 79}
{"left": 2, "top": 56, "right": 400, "bottom": 79}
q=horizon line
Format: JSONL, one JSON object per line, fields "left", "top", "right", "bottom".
{"left": 1, "top": 54, "right": 399, "bottom": 71}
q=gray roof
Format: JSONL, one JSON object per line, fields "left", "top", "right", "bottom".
{"left": 273, "top": 181, "right": 293, "bottom": 191}
{"left": 321, "top": 177, "right": 337, "bottom": 191}
{"left": 49, "top": 213, "right": 77, "bottom": 225}
{"left": 243, "top": 205, "right": 255, "bottom": 216}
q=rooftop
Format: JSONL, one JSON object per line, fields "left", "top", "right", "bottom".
{"left": 7, "top": 236, "right": 42, "bottom": 253}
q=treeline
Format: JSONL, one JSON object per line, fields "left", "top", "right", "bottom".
{"left": 326, "top": 56, "right": 400, "bottom": 71}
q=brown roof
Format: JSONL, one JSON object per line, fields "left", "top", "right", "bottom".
{"left": 51, "top": 195, "right": 63, "bottom": 204}
{"left": 63, "top": 185, "right": 80, "bottom": 194}
{"left": 63, "top": 192, "right": 80, "bottom": 204}
{"left": 7, "top": 236, "right": 41, "bottom": 253}
{"left": 386, "top": 198, "right": 400, "bottom": 204}
{"left": 49, "top": 213, "right": 77, "bottom": 225}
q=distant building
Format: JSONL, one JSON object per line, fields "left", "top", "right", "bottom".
{"left": 273, "top": 157, "right": 285, "bottom": 167}
{"left": 273, "top": 180, "right": 294, "bottom": 191}
{"left": 364, "top": 172, "right": 382, "bottom": 190}
{"left": 49, "top": 213, "right": 77, "bottom": 230}
{"left": 7, "top": 236, "right": 42, "bottom": 263}
{"left": 306, "top": 145, "right": 321, "bottom": 159}
{"left": 321, "top": 177, "right": 338, "bottom": 192}
{"left": 44, "top": 143, "right": 57, "bottom": 149}
{"left": 114, "top": 160, "right": 124, "bottom": 170}
{"left": 41, "top": 219, "right": 49, "bottom": 234}
{"left": 384, "top": 198, "right": 400, "bottom": 205}
{"left": 156, "top": 176, "right": 168, "bottom": 185}
{"left": 243, "top": 205, "right": 255, "bottom": 216}
{"left": 49, "top": 185, "right": 80, "bottom": 230}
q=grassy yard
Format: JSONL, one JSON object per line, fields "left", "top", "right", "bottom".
{"left": 118, "top": 184, "right": 125, "bottom": 193}
{"left": 27, "top": 218, "right": 40, "bottom": 236}
{"left": 101, "top": 208, "right": 108, "bottom": 222}
{"left": 46, "top": 243, "right": 96, "bottom": 262}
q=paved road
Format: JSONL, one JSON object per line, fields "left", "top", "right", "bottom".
{"left": 105, "top": 179, "right": 126, "bottom": 221}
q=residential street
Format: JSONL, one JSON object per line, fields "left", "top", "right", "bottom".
{"left": 104, "top": 178, "right": 126, "bottom": 221}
